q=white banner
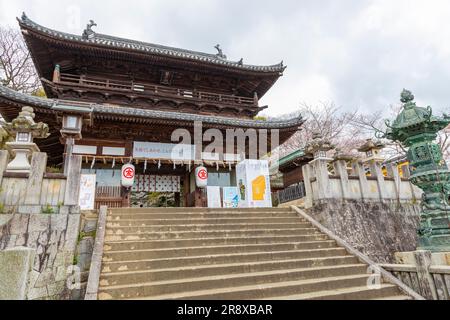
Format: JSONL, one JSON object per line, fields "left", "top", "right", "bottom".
{"left": 133, "top": 142, "right": 195, "bottom": 161}
{"left": 79, "top": 174, "right": 96, "bottom": 210}
{"left": 207, "top": 186, "right": 222, "bottom": 208}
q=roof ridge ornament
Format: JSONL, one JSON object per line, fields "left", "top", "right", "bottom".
{"left": 21, "top": 12, "right": 28, "bottom": 21}
{"left": 214, "top": 44, "right": 227, "bottom": 59}
{"left": 82, "top": 20, "right": 97, "bottom": 40}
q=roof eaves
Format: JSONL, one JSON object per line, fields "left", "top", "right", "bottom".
{"left": 18, "top": 13, "right": 285, "bottom": 74}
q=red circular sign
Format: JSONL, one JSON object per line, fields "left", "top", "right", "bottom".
{"left": 197, "top": 169, "right": 208, "bottom": 180}
{"left": 123, "top": 167, "right": 135, "bottom": 179}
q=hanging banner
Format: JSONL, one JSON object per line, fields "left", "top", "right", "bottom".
{"left": 223, "top": 187, "right": 240, "bottom": 208}
{"left": 133, "top": 142, "right": 195, "bottom": 161}
{"left": 79, "top": 174, "right": 96, "bottom": 211}
{"left": 236, "top": 160, "right": 272, "bottom": 208}
{"left": 207, "top": 186, "right": 222, "bottom": 208}
{"left": 122, "top": 164, "right": 135, "bottom": 187}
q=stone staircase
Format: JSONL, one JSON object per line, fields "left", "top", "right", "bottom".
{"left": 97, "top": 207, "right": 412, "bottom": 300}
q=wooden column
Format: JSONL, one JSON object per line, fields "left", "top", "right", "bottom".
{"left": 121, "top": 187, "right": 131, "bottom": 208}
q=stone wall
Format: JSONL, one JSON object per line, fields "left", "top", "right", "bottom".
{"left": 306, "top": 199, "right": 420, "bottom": 263}
{"left": 0, "top": 213, "right": 80, "bottom": 300}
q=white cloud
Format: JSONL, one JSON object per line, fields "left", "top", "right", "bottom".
{"left": 0, "top": 0, "right": 449, "bottom": 116}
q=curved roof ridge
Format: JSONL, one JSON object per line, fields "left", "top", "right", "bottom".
{"left": 0, "top": 84, "right": 303, "bottom": 129}
{"left": 18, "top": 13, "right": 286, "bottom": 73}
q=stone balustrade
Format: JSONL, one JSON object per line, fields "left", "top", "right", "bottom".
{"left": 302, "top": 155, "right": 423, "bottom": 209}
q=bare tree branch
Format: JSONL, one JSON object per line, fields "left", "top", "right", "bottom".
{"left": 0, "top": 26, "right": 41, "bottom": 94}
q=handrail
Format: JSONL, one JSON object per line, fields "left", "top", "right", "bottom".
{"left": 58, "top": 73, "right": 257, "bottom": 107}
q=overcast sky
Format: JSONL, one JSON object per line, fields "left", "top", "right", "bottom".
{"left": 1, "top": 0, "right": 449, "bottom": 116}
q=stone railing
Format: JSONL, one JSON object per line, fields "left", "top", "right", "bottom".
{"left": 379, "top": 251, "right": 450, "bottom": 300}
{"left": 0, "top": 150, "right": 81, "bottom": 214}
{"left": 302, "top": 155, "right": 423, "bottom": 209}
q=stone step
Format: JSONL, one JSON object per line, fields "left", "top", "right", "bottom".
{"left": 108, "top": 212, "right": 300, "bottom": 219}
{"left": 110, "top": 208, "right": 293, "bottom": 214}
{"left": 107, "top": 217, "right": 304, "bottom": 224}
{"left": 100, "top": 258, "right": 363, "bottom": 286}
{"left": 104, "top": 222, "right": 311, "bottom": 231}
{"left": 101, "top": 247, "right": 349, "bottom": 272}
{"left": 103, "top": 234, "right": 330, "bottom": 251}
{"left": 102, "top": 241, "right": 339, "bottom": 262}
{"left": 99, "top": 274, "right": 372, "bottom": 300}
{"left": 104, "top": 228, "right": 320, "bottom": 241}
{"left": 265, "top": 285, "right": 404, "bottom": 300}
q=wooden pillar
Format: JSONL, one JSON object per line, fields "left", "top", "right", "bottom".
{"left": 121, "top": 187, "right": 131, "bottom": 208}
{"left": 174, "top": 192, "right": 181, "bottom": 207}
{"left": 194, "top": 188, "right": 206, "bottom": 208}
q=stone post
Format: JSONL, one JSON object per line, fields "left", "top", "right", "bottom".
{"left": 64, "top": 155, "right": 82, "bottom": 207}
{"left": 387, "top": 163, "right": 401, "bottom": 200}
{"left": 332, "top": 150, "right": 354, "bottom": 200}
{"left": 358, "top": 139, "right": 388, "bottom": 202}
{"left": 24, "top": 152, "right": 47, "bottom": 205}
{"left": 0, "top": 150, "right": 9, "bottom": 186}
{"left": 369, "top": 160, "right": 389, "bottom": 201}
{"left": 302, "top": 164, "right": 313, "bottom": 209}
{"left": 303, "top": 131, "right": 335, "bottom": 205}
{"left": 351, "top": 159, "right": 371, "bottom": 201}
{"left": 413, "top": 250, "right": 438, "bottom": 300}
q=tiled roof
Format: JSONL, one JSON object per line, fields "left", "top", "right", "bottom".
{"left": 0, "top": 84, "right": 304, "bottom": 129}
{"left": 18, "top": 13, "right": 285, "bottom": 74}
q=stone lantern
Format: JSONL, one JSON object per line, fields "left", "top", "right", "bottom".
{"left": 305, "top": 131, "right": 335, "bottom": 160}
{"left": 381, "top": 89, "right": 450, "bottom": 252}
{"left": 358, "top": 139, "right": 385, "bottom": 163}
{"left": 3, "top": 106, "right": 50, "bottom": 173}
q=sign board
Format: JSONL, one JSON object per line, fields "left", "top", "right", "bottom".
{"left": 121, "top": 164, "right": 135, "bottom": 187}
{"left": 207, "top": 186, "right": 222, "bottom": 208}
{"left": 236, "top": 160, "right": 272, "bottom": 208}
{"left": 223, "top": 187, "right": 240, "bottom": 208}
{"left": 133, "top": 142, "right": 195, "bottom": 161}
{"left": 195, "top": 166, "right": 208, "bottom": 188}
{"left": 79, "top": 174, "right": 96, "bottom": 210}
